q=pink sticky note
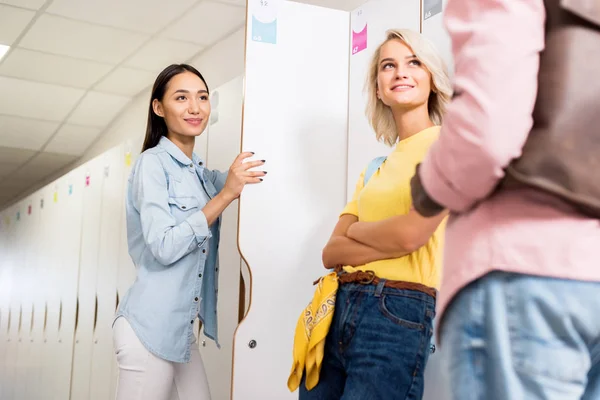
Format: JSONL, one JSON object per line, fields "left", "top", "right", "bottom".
{"left": 85, "top": 175, "right": 90, "bottom": 187}
{"left": 352, "top": 24, "right": 367, "bottom": 55}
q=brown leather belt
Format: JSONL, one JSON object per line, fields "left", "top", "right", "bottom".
{"left": 332, "top": 266, "right": 437, "bottom": 299}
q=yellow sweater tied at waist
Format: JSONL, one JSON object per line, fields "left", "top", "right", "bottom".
{"left": 287, "top": 271, "right": 339, "bottom": 392}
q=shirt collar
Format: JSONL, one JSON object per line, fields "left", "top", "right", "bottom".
{"left": 158, "top": 136, "right": 205, "bottom": 167}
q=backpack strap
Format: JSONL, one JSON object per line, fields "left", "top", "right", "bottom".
{"left": 364, "top": 156, "right": 387, "bottom": 186}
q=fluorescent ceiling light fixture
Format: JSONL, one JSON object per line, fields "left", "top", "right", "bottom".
{"left": 0, "top": 45, "right": 10, "bottom": 62}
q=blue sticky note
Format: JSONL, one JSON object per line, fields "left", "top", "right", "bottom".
{"left": 252, "top": 15, "right": 277, "bottom": 44}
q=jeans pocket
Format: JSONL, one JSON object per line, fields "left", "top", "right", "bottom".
{"left": 378, "top": 294, "right": 425, "bottom": 330}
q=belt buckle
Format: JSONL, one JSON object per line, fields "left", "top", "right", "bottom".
{"left": 359, "top": 270, "right": 375, "bottom": 285}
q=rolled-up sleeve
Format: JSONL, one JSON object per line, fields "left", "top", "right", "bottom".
{"left": 416, "top": 0, "right": 546, "bottom": 213}
{"left": 132, "top": 154, "right": 211, "bottom": 266}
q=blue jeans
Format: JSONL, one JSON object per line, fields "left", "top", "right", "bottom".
{"left": 299, "top": 280, "right": 435, "bottom": 400}
{"left": 440, "top": 271, "right": 600, "bottom": 400}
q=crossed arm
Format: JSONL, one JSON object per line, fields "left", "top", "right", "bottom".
{"left": 321, "top": 209, "right": 447, "bottom": 269}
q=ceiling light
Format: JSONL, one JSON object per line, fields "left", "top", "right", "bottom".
{"left": 0, "top": 45, "right": 10, "bottom": 62}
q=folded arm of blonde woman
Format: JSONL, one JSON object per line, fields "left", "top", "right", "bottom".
{"left": 321, "top": 214, "right": 405, "bottom": 269}
{"left": 346, "top": 208, "right": 447, "bottom": 255}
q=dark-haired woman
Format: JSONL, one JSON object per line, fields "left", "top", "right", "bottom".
{"left": 112, "top": 64, "right": 265, "bottom": 400}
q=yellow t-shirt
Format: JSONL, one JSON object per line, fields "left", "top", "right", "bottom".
{"left": 341, "top": 126, "right": 445, "bottom": 289}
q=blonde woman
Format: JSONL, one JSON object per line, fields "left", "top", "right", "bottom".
{"left": 299, "top": 29, "right": 451, "bottom": 399}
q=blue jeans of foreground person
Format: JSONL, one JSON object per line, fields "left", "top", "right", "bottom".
{"left": 299, "top": 281, "right": 435, "bottom": 400}
{"left": 440, "top": 271, "right": 600, "bottom": 400}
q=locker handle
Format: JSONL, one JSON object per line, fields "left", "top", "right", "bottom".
{"left": 58, "top": 300, "right": 63, "bottom": 332}
{"left": 17, "top": 306, "right": 22, "bottom": 334}
{"left": 116, "top": 290, "right": 119, "bottom": 311}
{"left": 74, "top": 297, "right": 80, "bottom": 333}
{"left": 7, "top": 308, "right": 11, "bottom": 334}
{"left": 93, "top": 294, "right": 98, "bottom": 333}
{"left": 30, "top": 305, "right": 34, "bottom": 334}
{"left": 43, "top": 302, "right": 48, "bottom": 334}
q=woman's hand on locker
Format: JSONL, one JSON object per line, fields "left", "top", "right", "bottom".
{"left": 221, "top": 152, "right": 266, "bottom": 201}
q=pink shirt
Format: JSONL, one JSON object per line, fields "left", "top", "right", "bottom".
{"left": 419, "top": 0, "right": 600, "bottom": 331}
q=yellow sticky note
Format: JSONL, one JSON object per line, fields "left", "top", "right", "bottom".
{"left": 53, "top": 192, "right": 58, "bottom": 203}
{"left": 125, "top": 152, "right": 132, "bottom": 167}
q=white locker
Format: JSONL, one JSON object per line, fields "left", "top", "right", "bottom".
{"left": 43, "top": 172, "right": 84, "bottom": 400}
{"left": 70, "top": 158, "right": 105, "bottom": 400}
{"left": 110, "top": 142, "right": 138, "bottom": 399}
{"left": 0, "top": 205, "right": 17, "bottom": 399}
{"left": 234, "top": 2, "right": 350, "bottom": 398}
{"left": 89, "top": 145, "right": 126, "bottom": 400}
{"left": 346, "top": 0, "right": 420, "bottom": 199}
{"left": 4, "top": 202, "right": 27, "bottom": 400}
{"left": 27, "top": 186, "right": 54, "bottom": 400}
{"left": 14, "top": 194, "right": 40, "bottom": 400}
{"left": 201, "top": 75, "right": 244, "bottom": 400}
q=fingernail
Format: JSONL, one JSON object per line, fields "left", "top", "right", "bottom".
{"left": 261, "top": 159, "right": 266, "bottom": 162}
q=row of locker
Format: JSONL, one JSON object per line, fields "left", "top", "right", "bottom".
{"left": 0, "top": 76, "right": 246, "bottom": 400}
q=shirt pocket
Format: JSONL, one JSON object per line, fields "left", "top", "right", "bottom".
{"left": 168, "top": 196, "right": 200, "bottom": 222}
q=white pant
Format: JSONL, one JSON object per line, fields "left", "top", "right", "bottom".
{"left": 112, "top": 317, "right": 211, "bottom": 400}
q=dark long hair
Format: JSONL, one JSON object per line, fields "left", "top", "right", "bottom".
{"left": 141, "top": 64, "right": 209, "bottom": 152}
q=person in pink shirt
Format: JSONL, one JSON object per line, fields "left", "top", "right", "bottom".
{"left": 410, "top": 0, "right": 600, "bottom": 398}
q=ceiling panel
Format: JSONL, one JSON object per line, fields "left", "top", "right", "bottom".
{"left": 0, "top": 0, "right": 46, "bottom": 11}
{"left": 161, "top": 1, "right": 245, "bottom": 45}
{"left": 0, "top": 115, "right": 60, "bottom": 150}
{"left": 67, "top": 91, "right": 131, "bottom": 127}
{"left": 0, "top": 48, "right": 114, "bottom": 89}
{"left": 0, "top": 4, "right": 36, "bottom": 45}
{"left": 46, "top": 0, "right": 198, "bottom": 34}
{"left": 11, "top": 151, "right": 77, "bottom": 181}
{"left": 0, "top": 76, "right": 85, "bottom": 121}
{"left": 95, "top": 67, "right": 156, "bottom": 97}
{"left": 19, "top": 14, "right": 149, "bottom": 64}
{"left": 125, "top": 38, "right": 204, "bottom": 73}
{"left": 0, "top": 146, "right": 36, "bottom": 164}
{"left": 45, "top": 124, "right": 102, "bottom": 155}
{"left": 0, "top": 161, "right": 20, "bottom": 180}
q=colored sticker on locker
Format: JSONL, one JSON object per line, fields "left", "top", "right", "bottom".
{"left": 251, "top": 0, "right": 279, "bottom": 44}
{"left": 424, "top": 0, "right": 442, "bottom": 20}
{"left": 104, "top": 166, "right": 110, "bottom": 178}
{"left": 69, "top": 184, "right": 73, "bottom": 195}
{"left": 28, "top": 205, "right": 32, "bottom": 215}
{"left": 352, "top": 8, "right": 367, "bottom": 55}
{"left": 125, "top": 152, "right": 132, "bottom": 167}
{"left": 53, "top": 191, "right": 58, "bottom": 203}
{"left": 16, "top": 211, "right": 20, "bottom": 221}
{"left": 40, "top": 199, "right": 44, "bottom": 209}
{"left": 85, "top": 174, "right": 90, "bottom": 187}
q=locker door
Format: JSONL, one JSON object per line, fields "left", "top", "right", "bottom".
{"left": 89, "top": 145, "right": 125, "bottom": 400}
{"left": 14, "top": 195, "right": 39, "bottom": 400}
{"left": 70, "top": 159, "right": 104, "bottom": 400}
{"left": 27, "top": 187, "right": 52, "bottom": 400}
{"left": 5, "top": 203, "right": 28, "bottom": 400}
{"left": 0, "top": 206, "right": 17, "bottom": 399}
{"left": 201, "top": 75, "right": 244, "bottom": 400}
{"left": 53, "top": 170, "right": 85, "bottom": 400}
{"left": 110, "top": 144, "right": 138, "bottom": 398}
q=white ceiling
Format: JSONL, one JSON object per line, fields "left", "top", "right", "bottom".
{"left": 0, "top": 0, "right": 365, "bottom": 209}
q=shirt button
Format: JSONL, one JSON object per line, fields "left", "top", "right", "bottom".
{"left": 202, "top": 249, "right": 206, "bottom": 254}
{"left": 189, "top": 164, "right": 193, "bottom": 168}
{"left": 199, "top": 273, "right": 202, "bottom": 278}
{"left": 181, "top": 205, "right": 187, "bottom": 209}
{"left": 190, "top": 320, "right": 194, "bottom": 324}
{"left": 195, "top": 297, "right": 199, "bottom": 301}
{"left": 199, "top": 161, "right": 203, "bottom": 166}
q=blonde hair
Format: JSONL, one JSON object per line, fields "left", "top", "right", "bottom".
{"left": 366, "top": 29, "right": 452, "bottom": 146}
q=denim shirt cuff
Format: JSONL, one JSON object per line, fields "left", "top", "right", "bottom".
{"left": 185, "top": 211, "right": 212, "bottom": 246}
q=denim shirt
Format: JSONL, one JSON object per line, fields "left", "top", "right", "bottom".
{"left": 116, "top": 136, "right": 227, "bottom": 363}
